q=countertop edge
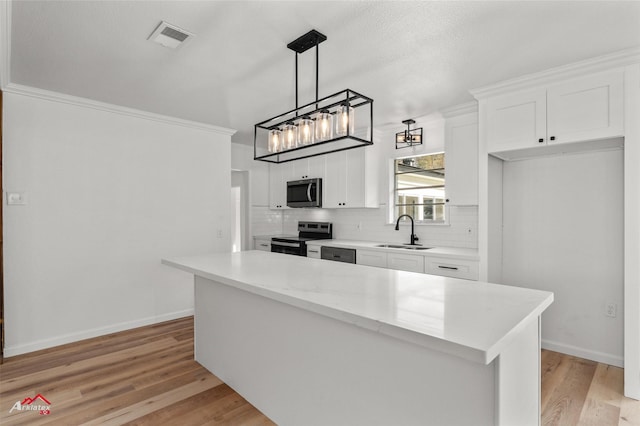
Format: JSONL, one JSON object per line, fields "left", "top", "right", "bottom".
{"left": 162, "top": 257, "right": 489, "bottom": 364}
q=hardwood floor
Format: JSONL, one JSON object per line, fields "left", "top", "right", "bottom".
{"left": 0, "top": 317, "right": 274, "bottom": 425}
{"left": 0, "top": 316, "right": 638, "bottom": 425}
{"left": 541, "top": 350, "right": 640, "bottom": 425}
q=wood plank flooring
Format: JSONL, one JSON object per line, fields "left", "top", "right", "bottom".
{"left": 0, "top": 317, "right": 274, "bottom": 425}
{"left": 0, "top": 316, "right": 638, "bottom": 425}
{"left": 541, "top": 350, "right": 640, "bottom": 425}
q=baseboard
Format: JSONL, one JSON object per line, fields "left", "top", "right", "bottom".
{"left": 3, "top": 309, "right": 194, "bottom": 358}
{"left": 542, "top": 339, "right": 623, "bottom": 368}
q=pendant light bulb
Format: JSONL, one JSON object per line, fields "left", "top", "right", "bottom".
{"left": 298, "top": 116, "right": 314, "bottom": 145}
{"left": 336, "top": 104, "right": 354, "bottom": 136}
{"left": 315, "top": 110, "right": 333, "bottom": 142}
{"left": 269, "top": 128, "right": 282, "bottom": 152}
{"left": 283, "top": 122, "right": 298, "bottom": 150}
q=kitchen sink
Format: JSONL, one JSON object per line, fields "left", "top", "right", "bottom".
{"left": 375, "top": 244, "right": 433, "bottom": 250}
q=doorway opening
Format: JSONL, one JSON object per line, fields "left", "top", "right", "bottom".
{"left": 231, "top": 171, "right": 250, "bottom": 252}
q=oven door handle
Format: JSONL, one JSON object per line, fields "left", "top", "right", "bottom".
{"left": 307, "top": 183, "right": 313, "bottom": 202}
{"left": 272, "top": 241, "right": 301, "bottom": 248}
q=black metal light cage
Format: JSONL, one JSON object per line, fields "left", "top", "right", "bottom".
{"left": 396, "top": 119, "right": 423, "bottom": 149}
{"left": 254, "top": 29, "right": 373, "bottom": 164}
{"left": 254, "top": 89, "right": 373, "bottom": 163}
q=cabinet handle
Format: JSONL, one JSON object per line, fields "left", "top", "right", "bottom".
{"left": 438, "top": 266, "right": 459, "bottom": 271}
{"left": 309, "top": 249, "right": 319, "bottom": 253}
{"left": 538, "top": 138, "right": 544, "bottom": 143}
{"left": 550, "top": 136, "right": 556, "bottom": 141}
{"left": 259, "top": 244, "right": 269, "bottom": 247}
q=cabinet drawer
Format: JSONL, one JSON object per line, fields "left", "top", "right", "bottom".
{"left": 356, "top": 249, "right": 388, "bottom": 268}
{"left": 425, "top": 258, "right": 478, "bottom": 280}
{"left": 306, "top": 246, "right": 321, "bottom": 259}
{"left": 388, "top": 253, "right": 424, "bottom": 273}
{"left": 255, "top": 239, "right": 271, "bottom": 252}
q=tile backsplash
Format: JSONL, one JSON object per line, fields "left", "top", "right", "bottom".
{"left": 252, "top": 205, "right": 478, "bottom": 249}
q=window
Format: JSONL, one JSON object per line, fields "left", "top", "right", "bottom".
{"left": 393, "top": 153, "right": 446, "bottom": 223}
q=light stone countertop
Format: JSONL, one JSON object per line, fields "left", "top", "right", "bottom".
{"left": 163, "top": 251, "right": 552, "bottom": 364}
{"left": 305, "top": 239, "right": 479, "bottom": 261}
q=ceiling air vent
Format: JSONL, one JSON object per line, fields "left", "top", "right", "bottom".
{"left": 148, "top": 21, "right": 194, "bottom": 49}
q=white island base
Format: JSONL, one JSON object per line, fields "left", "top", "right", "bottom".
{"left": 164, "top": 252, "right": 552, "bottom": 426}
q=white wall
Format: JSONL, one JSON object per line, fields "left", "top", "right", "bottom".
{"left": 3, "top": 89, "right": 233, "bottom": 356}
{"left": 501, "top": 149, "right": 624, "bottom": 366}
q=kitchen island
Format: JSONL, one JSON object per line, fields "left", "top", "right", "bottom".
{"left": 162, "top": 251, "right": 553, "bottom": 426}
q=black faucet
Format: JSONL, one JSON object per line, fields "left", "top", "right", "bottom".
{"left": 395, "top": 214, "right": 420, "bottom": 245}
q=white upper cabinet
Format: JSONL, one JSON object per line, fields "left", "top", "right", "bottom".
{"left": 290, "top": 156, "right": 325, "bottom": 180}
{"left": 486, "top": 70, "right": 624, "bottom": 155}
{"left": 486, "top": 88, "right": 546, "bottom": 152}
{"left": 268, "top": 163, "right": 289, "bottom": 210}
{"left": 324, "top": 147, "right": 378, "bottom": 209}
{"left": 445, "top": 113, "right": 478, "bottom": 205}
{"left": 546, "top": 71, "right": 624, "bottom": 144}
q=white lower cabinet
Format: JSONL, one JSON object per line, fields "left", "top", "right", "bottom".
{"left": 356, "top": 249, "right": 388, "bottom": 268}
{"left": 254, "top": 238, "right": 271, "bottom": 252}
{"left": 387, "top": 253, "right": 424, "bottom": 273}
{"left": 425, "top": 258, "right": 479, "bottom": 281}
{"left": 306, "top": 246, "right": 321, "bottom": 259}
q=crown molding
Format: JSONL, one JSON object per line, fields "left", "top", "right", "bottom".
{"left": 3, "top": 83, "right": 237, "bottom": 136}
{"left": 471, "top": 46, "right": 640, "bottom": 100}
{"left": 0, "top": 0, "right": 11, "bottom": 89}
{"left": 440, "top": 101, "right": 478, "bottom": 119}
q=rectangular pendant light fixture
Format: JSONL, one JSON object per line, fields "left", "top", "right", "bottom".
{"left": 254, "top": 30, "right": 374, "bottom": 164}
{"left": 396, "top": 119, "right": 423, "bottom": 149}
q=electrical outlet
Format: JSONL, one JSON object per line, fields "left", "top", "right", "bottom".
{"left": 6, "top": 192, "right": 27, "bottom": 205}
{"left": 605, "top": 302, "right": 617, "bottom": 318}
{"left": 216, "top": 229, "right": 223, "bottom": 238}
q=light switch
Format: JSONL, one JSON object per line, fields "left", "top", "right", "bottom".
{"left": 7, "top": 192, "right": 28, "bottom": 205}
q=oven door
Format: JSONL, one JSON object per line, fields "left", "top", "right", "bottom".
{"left": 271, "top": 240, "right": 306, "bottom": 256}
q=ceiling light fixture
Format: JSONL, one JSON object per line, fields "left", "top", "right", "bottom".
{"left": 396, "top": 119, "right": 423, "bottom": 149}
{"left": 254, "top": 30, "right": 374, "bottom": 163}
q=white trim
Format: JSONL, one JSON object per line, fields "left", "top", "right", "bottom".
{"left": 471, "top": 46, "right": 640, "bottom": 100}
{"left": 3, "top": 309, "right": 194, "bottom": 358}
{"left": 440, "top": 101, "right": 478, "bottom": 119}
{"left": 541, "top": 339, "right": 623, "bottom": 368}
{"left": 624, "top": 63, "right": 640, "bottom": 400}
{"left": 3, "top": 83, "right": 237, "bottom": 136}
{"left": 0, "top": 0, "right": 11, "bottom": 88}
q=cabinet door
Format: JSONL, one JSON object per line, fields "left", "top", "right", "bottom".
{"left": 387, "top": 253, "right": 424, "bottom": 273}
{"left": 356, "top": 249, "right": 388, "bottom": 268}
{"left": 307, "top": 156, "right": 326, "bottom": 180}
{"left": 268, "top": 164, "right": 288, "bottom": 209}
{"left": 547, "top": 70, "right": 624, "bottom": 145}
{"left": 323, "top": 151, "right": 347, "bottom": 208}
{"left": 290, "top": 159, "right": 309, "bottom": 180}
{"left": 344, "top": 149, "right": 366, "bottom": 208}
{"left": 486, "top": 88, "right": 547, "bottom": 153}
{"left": 445, "top": 117, "right": 478, "bottom": 205}
{"left": 306, "top": 245, "right": 321, "bottom": 258}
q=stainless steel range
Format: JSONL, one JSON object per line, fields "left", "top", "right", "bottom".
{"left": 271, "top": 221, "right": 333, "bottom": 256}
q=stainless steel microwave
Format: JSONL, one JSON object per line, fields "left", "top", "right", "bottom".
{"left": 287, "top": 178, "right": 322, "bottom": 208}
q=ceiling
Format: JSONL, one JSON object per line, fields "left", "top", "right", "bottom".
{"left": 3, "top": 1, "right": 640, "bottom": 144}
